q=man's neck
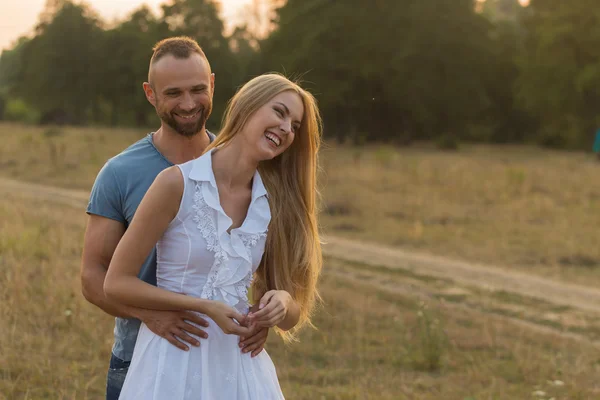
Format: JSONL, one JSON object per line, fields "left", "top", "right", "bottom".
{"left": 153, "top": 125, "right": 211, "bottom": 165}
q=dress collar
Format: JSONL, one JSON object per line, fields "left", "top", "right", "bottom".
{"left": 188, "top": 149, "right": 268, "bottom": 201}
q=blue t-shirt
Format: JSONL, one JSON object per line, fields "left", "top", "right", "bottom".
{"left": 86, "top": 131, "right": 215, "bottom": 361}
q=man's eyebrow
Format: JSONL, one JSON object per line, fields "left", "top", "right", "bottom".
{"left": 163, "top": 84, "right": 207, "bottom": 93}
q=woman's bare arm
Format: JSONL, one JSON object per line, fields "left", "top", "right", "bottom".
{"left": 104, "top": 166, "right": 253, "bottom": 337}
{"left": 103, "top": 167, "right": 210, "bottom": 312}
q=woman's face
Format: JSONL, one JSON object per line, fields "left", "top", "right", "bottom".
{"left": 241, "top": 90, "right": 304, "bottom": 160}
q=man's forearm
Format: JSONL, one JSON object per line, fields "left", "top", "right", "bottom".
{"left": 81, "top": 263, "right": 143, "bottom": 319}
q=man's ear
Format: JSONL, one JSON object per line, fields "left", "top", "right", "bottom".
{"left": 143, "top": 82, "right": 156, "bottom": 107}
{"left": 210, "top": 73, "right": 215, "bottom": 97}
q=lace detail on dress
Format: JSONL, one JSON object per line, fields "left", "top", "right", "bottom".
{"left": 240, "top": 232, "right": 267, "bottom": 248}
{"left": 235, "top": 271, "right": 253, "bottom": 304}
{"left": 192, "top": 182, "right": 219, "bottom": 253}
{"left": 193, "top": 182, "right": 229, "bottom": 300}
{"left": 235, "top": 232, "right": 268, "bottom": 301}
{"left": 193, "top": 181, "right": 268, "bottom": 303}
{"left": 201, "top": 254, "right": 227, "bottom": 301}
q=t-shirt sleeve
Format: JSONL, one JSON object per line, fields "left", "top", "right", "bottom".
{"left": 86, "top": 161, "right": 126, "bottom": 223}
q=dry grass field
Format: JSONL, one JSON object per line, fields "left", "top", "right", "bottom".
{"left": 1, "top": 122, "right": 599, "bottom": 285}
{"left": 2, "top": 122, "right": 600, "bottom": 399}
{"left": 2, "top": 193, "right": 600, "bottom": 399}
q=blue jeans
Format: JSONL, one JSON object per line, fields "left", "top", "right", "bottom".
{"left": 106, "top": 353, "right": 131, "bottom": 400}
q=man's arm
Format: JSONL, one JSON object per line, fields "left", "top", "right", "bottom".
{"left": 81, "top": 214, "right": 131, "bottom": 318}
{"left": 80, "top": 214, "right": 211, "bottom": 350}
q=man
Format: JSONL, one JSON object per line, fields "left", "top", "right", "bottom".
{"left": 80, "top": 37, "right": 269, "bottom": 400}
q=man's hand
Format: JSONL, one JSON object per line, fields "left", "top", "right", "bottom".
{"left": 238, "top": 325, "right": 269, "bottom": 357}
{"left": 137, "top": 309, "right": 209, "bottom": 351}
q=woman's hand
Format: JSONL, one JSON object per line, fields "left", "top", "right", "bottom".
{"left": 247, "top": 290, "right": 292, "bottom": 329}
{"left": 205, "top": 301, "right": 253, "bottom": 336}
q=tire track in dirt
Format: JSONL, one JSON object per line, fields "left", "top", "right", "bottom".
{"left": 325, "top": 262, "right": 600, "bottom": 349}
{"left": 323, "top": 235, "right": 600, "bottom": 314}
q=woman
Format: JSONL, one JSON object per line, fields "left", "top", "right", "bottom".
{"left": 104, "top": 73, "right": 323, "bottom": 399}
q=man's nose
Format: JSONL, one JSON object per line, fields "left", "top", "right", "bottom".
{"left": 180, "top": 92, "right": 196, "bottom": 111}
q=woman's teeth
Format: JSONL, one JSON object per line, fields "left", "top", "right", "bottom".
{"left": 265, "top": 132, "right": 281, "bottom": 146}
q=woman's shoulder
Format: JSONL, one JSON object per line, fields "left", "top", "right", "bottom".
{"left": 150, "top": 166, "right": 185, "bottom": 203}
{"left": 156, "top": 165, "right": 184, "bottom": 185}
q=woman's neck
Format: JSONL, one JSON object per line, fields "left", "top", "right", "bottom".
{"left": 211, "top": 140, "right": 258, "bottom": 191}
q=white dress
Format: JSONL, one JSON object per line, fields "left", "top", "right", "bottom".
{"left": 118, "top": 150, "right": 285, "bottom": 399}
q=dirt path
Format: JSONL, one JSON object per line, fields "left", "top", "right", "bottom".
{"left": 4, "top": 176, "right": 600, "bottom": 316}
{"left": 323, "top": 235, "right": 600, "bottom": 314}
{"left": 326, "top": 260, "right": 600, "bottom": 349}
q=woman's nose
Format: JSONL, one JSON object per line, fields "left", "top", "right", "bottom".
{"left": 279, "top": 119, "right": 292, "bottom": 134}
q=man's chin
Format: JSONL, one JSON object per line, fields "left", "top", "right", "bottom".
{"left": 166, "top": 111, "right": 209, "bottom": 138}
{"left": 163, "top": 120, "right": 202, "bottom": 138}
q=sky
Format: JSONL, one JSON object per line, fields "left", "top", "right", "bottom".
{"left": 0, "top": 0, "right": 254, "bottom": 51}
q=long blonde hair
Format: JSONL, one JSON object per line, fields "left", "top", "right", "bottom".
{"left": 205, "top": 73, "right": 323, "bottom": 341}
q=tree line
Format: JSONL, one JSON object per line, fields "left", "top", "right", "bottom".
{"left": 0, "top": 0, "right": 599, "bottom": 149}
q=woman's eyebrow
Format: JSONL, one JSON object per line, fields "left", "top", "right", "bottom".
{"left": 276, "top": 101, "right": 301, "bottom": 123}
{"left": 275, "top": 102, "right": 290, "bottom": 115}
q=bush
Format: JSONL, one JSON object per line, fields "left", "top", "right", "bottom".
{"left": 373, "top": 145, "right": 396, "bottom": 167}
{"left": 536, "top": 117, "right": 592, "bottom": 150}
{"left": 4, "top": 98, "right": 39, "bottom": 124}
{"left": 408, "top": 302, "right": 449, "bottom": 372}
{"left": 436, "top": 133, "right": 460, "bottom": 150}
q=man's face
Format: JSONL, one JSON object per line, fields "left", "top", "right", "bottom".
{"left": 146, "top": 53, "right": 214, "bottom": 137}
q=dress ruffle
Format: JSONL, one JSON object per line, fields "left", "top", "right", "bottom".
{"left": 189, "top": 151, "right": 270, "bottom": 312}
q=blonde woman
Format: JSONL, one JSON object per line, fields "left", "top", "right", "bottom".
{"left": 104, "top": 73, "right": 322, "bottom": 399}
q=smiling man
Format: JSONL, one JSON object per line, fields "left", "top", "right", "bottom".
{"left": 147, "top": 41, "right": 213, "bottom": 139}
{"left": 80, "top": 37, "right": 269, "bottom": 400}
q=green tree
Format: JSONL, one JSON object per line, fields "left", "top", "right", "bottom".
{"left": 228, "top": 25, "right": 261, "bottom": 81}
{"left": 516, "top": 0, "right": 600, "bottom": 148}
{"left": 18, "top": 1, "right": 105, "bottom": 124}
{"left": 477, "top": 0, "right": 536, "bottom": 143}
{"left": 263, "top": 0, "right": 498, "bottom": 144}
{"left": 0, "top": 37, "right": 29, "bottom": 95}
{"left": 99, "top": 6, "right": 162, "bottom": 126}
{"left": 398, "top": 0, "right": 494, "bottom": 142}
{"left": 261, "top": 0, "right": 399, "bottom": 142}
{"left": 0, "top": 37, "right": 30, "bottom": 121}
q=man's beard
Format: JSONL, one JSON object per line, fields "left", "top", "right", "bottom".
{"left": 157, "top": 102, "right": 212, "bottom": 138}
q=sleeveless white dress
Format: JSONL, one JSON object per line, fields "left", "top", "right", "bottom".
{"left": 118, "top": 150, "right": 285, "bottom": 399}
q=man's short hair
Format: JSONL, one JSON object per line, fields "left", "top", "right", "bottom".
{"left": 150, "top": 36, "right": 207, "bottom": 65}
